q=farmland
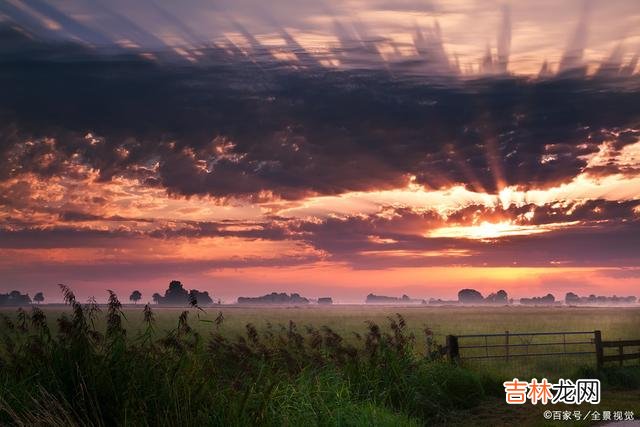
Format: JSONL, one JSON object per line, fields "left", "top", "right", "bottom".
{"left": 15, "top": 303, "right": 639, "bottom": 377}
{"left": 14, "top": 304, "right": 640, "bottom": 342}
{"left": 1, "top": 297, "right": 639, "bottom": 426}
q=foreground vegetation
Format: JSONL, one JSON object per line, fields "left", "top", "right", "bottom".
{"left": 1, "top": 288, "right": 639, "bottom": 426}
{"left": 0, "top": 286, "right": 487, "bottom": 426}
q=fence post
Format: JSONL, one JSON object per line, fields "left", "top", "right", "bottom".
{"left": 594, "top": 330, "right": 603, "bottom": 370}
{"left": 446, "top": 335, "right": 459, "bottom": 362}
{"left": 505, "top": 330, "right": 510, "bottom": 362}
{"left": 618, "top": 342, "right": 624, "bottom": 367}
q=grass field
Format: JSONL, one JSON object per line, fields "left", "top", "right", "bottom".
{"left": 17, "top": 304, "right": 640, "bottom": 341}
{"left": 1, "top": 299, "right": 639, "bottom": 426}
{"left": 22, "top": 303, "right": 639, "bottom": 376}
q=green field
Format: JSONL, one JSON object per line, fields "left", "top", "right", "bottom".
{"left": 19, "top": 304, "right": 639, "bottom": 340}
{"left": 29, "top": 304, "right": 639, "bottom": 376}
{"left": 1, "top": 300, "right": 639, "bottom": 426}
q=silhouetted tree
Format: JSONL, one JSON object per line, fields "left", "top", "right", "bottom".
{"left": 0, "top": 290, "right": 31, "bottom": 306}
{"left": 130, "top": 290, "right": 142, "bottom": 304}
{"left": 565, "top": 292, "right": 580, "bottom": 304}
{"left": 189, "top": 289, "right": 213, "bottom": 306}
{"left": 541, "top": 293, "right": 555, "bottom": 303}
{"left": 458, "top": 289, "right": 483, "bottom": 304}
{"left": 33, "top": 292, "right": 45, "bottom": 304}
{"left": 520, "top": 293, "right": 555, "bottom": 305}
{"left": 152, "top": 281, "right": 215, "bottom": 306}
{"left": 563, "top": 292, "right": 636, "bottom": 305}
{"left": 366, "top": 294, "right": 399, "bottom": 303}
{"left": 238, "top": 292, "right": 309, "bottom": 304}
{"left": 365, "top": 294, "right": 420, "bottom": 303}
{"left": 162, "top": 280, "right": 189, "bottom": 305}
{"left": 485, "top": 290, "right": 508, "bottom": 304}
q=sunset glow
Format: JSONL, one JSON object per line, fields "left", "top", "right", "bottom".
{"left": 1, "top": 0, "right": 640, "bottom": 302}
{"left": 427, "top": 221, "right": 562, "bottom": 240}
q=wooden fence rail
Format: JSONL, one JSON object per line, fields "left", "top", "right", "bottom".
{"left": 444, "top": 330, "right": 640, "bottom": 369}
{"left": 598, "top": 337, "right": 640, "bottom": 368}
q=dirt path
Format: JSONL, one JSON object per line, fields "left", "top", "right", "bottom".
{"left": 444, "top": 390, "right": 640, "bottom": 426}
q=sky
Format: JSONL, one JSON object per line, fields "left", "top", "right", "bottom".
{"left": 0, "top": 0, "right": 639, "bottom": 302}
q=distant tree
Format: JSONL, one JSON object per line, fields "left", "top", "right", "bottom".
{"left": 290, "top": 293, "right": 308, "bottom": 304}
{"left": 162, "top": 280, "right": 189, "bottom": 305}
{"left": 188, "top": 289, "right": 213, "bottom": 306}
{"left": 496, "top": 290, "right": 508, "bottom": 303}
{"left": 366, "top": 293, "right": 400, "bottom": 303}
{"left": 33, "top": 292, "right": 45, "bottom": 304}
{"left": 14, "top": 291, "right": 31, "bottom": 305}
{"left": 318, "top": 297, "right": 333, "bottom": 305}
{"left": 365, "top": 294, "right": 420, "bottom": 304}
{"left": 485, "top": 290, "right": 508, "bottom": 304}
{"left": 565, "top": 292, "right": 580, "bottom": 304}
{"left": 154, "top": 281, "right": 214, "bottom": 306}
{"left": 541, "top": 293, "right": 555, "bottom": 303}
{"left": 0, "top": 290, "right": 31, "bottom": 306}
{"left": 458, "top": 289, "right": 483, "bottom": 304}
{"left": 238, "top": 292, "right": 309, "bottom": 305}
{"left": 520, "top": 293, "right": 556, "bottom": 305}
{"left": 130, "top": 290, "right": 142, "bottom": 304}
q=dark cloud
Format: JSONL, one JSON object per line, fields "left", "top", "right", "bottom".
{"left": 0, "top": 218, "right": 290, "bottom": 249}
{"left": 1, "top": 24, "right": 639, "bottom": 202}
{"left": 448, "top": 200, "right": 640, "bottom": 226}
{"left": 0, "top": 228, "right": 136, "bottom": 249}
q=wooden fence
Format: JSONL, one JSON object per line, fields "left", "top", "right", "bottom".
{"left": 444, "top": 330, "right": 640, "bottom": 369}
{"left": 595, "top": 331, "right": 640, "bottom": 368}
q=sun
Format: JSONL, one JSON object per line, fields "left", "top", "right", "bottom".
{"left": 428, "top": 221, "right": 550, "bottom": 240}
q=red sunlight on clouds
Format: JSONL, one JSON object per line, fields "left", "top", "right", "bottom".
{"left": 2, "top": 136, "right": 639, "bottom": 302}
{"left": 1, "top": 0, "right": 640, "bottom": 302}
{"left": 1, "top": 138, "right": 639, "bottom": 301}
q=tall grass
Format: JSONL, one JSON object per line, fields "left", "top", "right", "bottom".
{"left": 0, "top": 286, "right": 484, "bottom": 426}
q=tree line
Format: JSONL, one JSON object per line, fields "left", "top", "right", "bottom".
{"left": 1, "top": 284, "right": 637, "bottom": 307}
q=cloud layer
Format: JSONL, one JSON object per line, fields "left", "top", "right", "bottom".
{"left": 1, "top": 2, "right": 640, "bottom": 299}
